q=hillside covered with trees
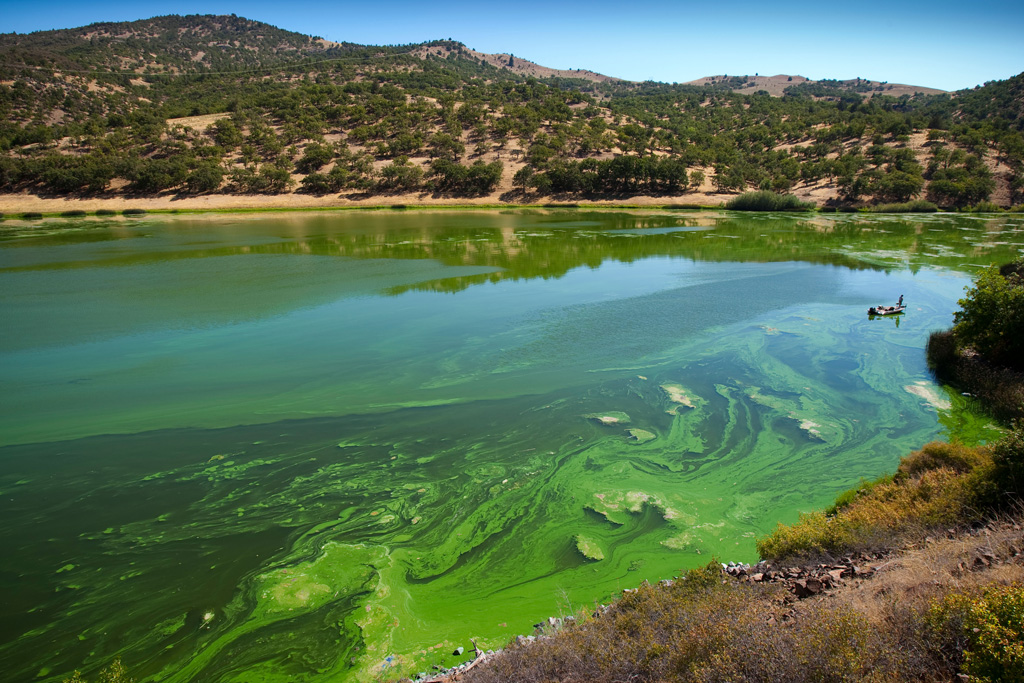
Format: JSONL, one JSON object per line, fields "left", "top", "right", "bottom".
{"left": 1, "top": 14, "right": 1023, "bottom": 208}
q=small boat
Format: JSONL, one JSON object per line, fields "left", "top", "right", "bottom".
{"left": 868, "top": 295, "right": 905, "bottom": 316}
{"left": 868, "top": 304, "right": 906, "bottom": 316}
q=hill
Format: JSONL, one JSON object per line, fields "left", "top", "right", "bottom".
{"left": 684, "top": 74, "right": 947, "bottom": 99}
{"left": 411, "top": 43, "right": 619, "bottom": 84}
{"left": 1, "top": 14, "right": 1022, "bottom": 212}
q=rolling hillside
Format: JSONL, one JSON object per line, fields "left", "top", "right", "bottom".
{"left": 1, "top": 14, "right": 1022, "bottom": 210}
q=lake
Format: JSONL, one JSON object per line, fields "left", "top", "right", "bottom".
{"left": 1, "top": 209, "right": 1020, "bottom": 682}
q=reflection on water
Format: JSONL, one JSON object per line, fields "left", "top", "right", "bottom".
{"left": 0, "top": 210, "right": 1020, "bottom": 682}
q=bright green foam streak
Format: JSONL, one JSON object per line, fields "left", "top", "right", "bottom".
{"left": 0, "top": 211, "right": 1019, "bottom": 682}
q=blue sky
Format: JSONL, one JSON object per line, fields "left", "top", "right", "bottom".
{"left": 1, "top": 0, "right": 1021, "bottom": 91}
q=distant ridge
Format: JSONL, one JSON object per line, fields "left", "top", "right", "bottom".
{"left": 684, "top": 74, "right": 947, "bottom": 98}
{"left": 411, "top": 42, "right": 620, "bottom": 84}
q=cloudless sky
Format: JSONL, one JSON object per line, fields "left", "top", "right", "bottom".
{"left": 1, "top": 0, "right": 1021, "bottom": 91}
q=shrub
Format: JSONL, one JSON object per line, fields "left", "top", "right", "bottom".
{"left": 952, "top": 263, "right": 1024, "bottom": 372}
{"left": 95, "top": 209, "right": 116, "bottom": 216}
{"left": 930, "top": 585, "right": 1024, "bottom": 683}
{"left": 896, "top": 440, "right": 989, "bottom": 479}
{"left": 968, "top": 201, "right": 1004, "bottom": 213}
{"left": 991, "top": 421, "right": 1024, "bottom": 503}
{"left": 21, "top": 211, "right": 43, "bottom": 219}
{"left": 926, "top": 329, "right": 959, "bottom": 376}
{"left": 725, "top": 190, "right": 813, "bottom": 211}
{"left": 122, "top": 209, "right": 147, "bottom": 216}
{"left": 868, "top": 199, "right": 938, "bottom": 213}
{"left": 60, "top": 210, "right": 88, "bottom": 217}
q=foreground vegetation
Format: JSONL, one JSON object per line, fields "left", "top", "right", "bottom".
{"left": 2, "top": 15, "right": 1023, "bottom": 207}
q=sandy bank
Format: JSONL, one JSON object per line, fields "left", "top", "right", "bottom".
{"left": 0, "top": 190, "right": 737, "bottom": 214}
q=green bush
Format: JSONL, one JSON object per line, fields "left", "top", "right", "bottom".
{"left": 991, "top": 421, "right": 1024, "bottom": 504}
{"left": 122, "top": 208, "right": 147, "bottom": 216}
{"left": 60, "top": 210, "right": 88, "bottom": 217}
{"left": 930, "top": 585, "right": 1024, "bottom": 683}
{"left": 95, "top": 209, "right": 116, "bottom": 216}
{"left": 725, "top": 190, "right": 813, "bottom": 211}
{"left": 952, "top": 262, "right": 1024, "bottom": 371}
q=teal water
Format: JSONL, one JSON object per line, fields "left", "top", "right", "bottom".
{"left": 0, "top": 210, "right": 1020, "bottom": 681}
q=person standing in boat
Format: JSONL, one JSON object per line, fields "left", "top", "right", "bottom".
{"left": 898, "top": 294, "right": 904, "bottom": 307}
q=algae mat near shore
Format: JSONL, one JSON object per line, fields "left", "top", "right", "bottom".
{"left": 0, "top": 211, "right": 1019, "bottom": 682}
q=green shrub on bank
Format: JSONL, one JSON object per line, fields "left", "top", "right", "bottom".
{"left": 929, "top": 584, "right": 1024, "bottom": 683}
{"left": 952, "top": 262, "right": 1024, "bottom": 372}
{"left": 725, "top": 190, "right": 814, "bottom": 211}
{"left": 868, "top": 199, "right": 938, "bottom": 213}
{"left": 927, "top": 259, "right": 1024, "bottom": 422}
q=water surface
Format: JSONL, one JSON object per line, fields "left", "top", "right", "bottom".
{"left": 1, "top": 210, "right": 1020, "bottom": 682}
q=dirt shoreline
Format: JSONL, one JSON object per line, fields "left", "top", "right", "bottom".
{"left": 0, "top": 190, "right": 735, "bottom": 214}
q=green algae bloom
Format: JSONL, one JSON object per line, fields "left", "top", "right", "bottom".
{"left": 0, "top": 210, "right": 1020, "bottom": 682}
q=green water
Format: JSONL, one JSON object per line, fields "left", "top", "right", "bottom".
{"left": 0, "top": 210, "right": 1020, "bottom": 682}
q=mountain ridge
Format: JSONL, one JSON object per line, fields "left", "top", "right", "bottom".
{"left": 2, "top": 14, "right": 949, "bottom": 94}
{"left": 1, "top": 14, "right": 1022, "bottom": 211}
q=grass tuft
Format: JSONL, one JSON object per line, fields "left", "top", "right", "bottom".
{"left": 967, "top": 201, "right": 1004, "bottom": 213}
{"left": 725, "top": 190, "right": 814, "bottom": 211}
{"left": 868, "top": 199, "right": 939, "bottom": 213}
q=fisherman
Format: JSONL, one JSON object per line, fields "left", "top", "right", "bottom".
{"left": 898, "top": 294, "right": 904, "bottom": 307}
